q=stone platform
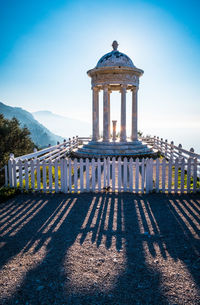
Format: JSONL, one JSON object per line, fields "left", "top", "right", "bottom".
{"left": 72, "top": 139, "right": 156, "bottom": 158}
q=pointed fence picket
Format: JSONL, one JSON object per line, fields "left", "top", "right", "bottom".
{"left": 112, "top": 158, "right": 116, "bottom": 191}
{"left": 97, "top": 159, "right": 101, "bottom": 191}
{"left": 91, "top": 159, "right": 95, "bottom": 192}
{"left": 80, "top": 158, "right": 84, "bottom": 192}
{"left": 141, "top": 158, "right": 145, "bottom": 193}
{"left": 123, "top": 158, "right": 127, "bottom": 191}
{"left": 180, "top": 158, "right": 185, "bottom": 193}
{"left": 168, "top": 158, "right": 172, "bottom": 193}
{"left": 129, "top": 158, "right": 133, "bottom": 192}
{"left": 162, "top": 159, "right": 166, "bottom": 193}
{"left": 118, "top": 157, "right": 122, "bottom": 191}
{"left": 193, "top": 158, "right": 197, "bottom": 193}
{"left": 187, "top": 158, "right": 192, "bottom": 193}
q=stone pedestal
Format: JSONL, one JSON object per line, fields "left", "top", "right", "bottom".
{"left": 112, "top": 120, "right": 117, "bottom": 142}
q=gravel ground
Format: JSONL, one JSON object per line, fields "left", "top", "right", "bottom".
{"left": 0, "top": 192, "right": 200, "bottom": 305}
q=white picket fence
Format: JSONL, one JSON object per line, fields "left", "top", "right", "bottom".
{"left": 7, "top": 157, "right": 200, "bottom": 194}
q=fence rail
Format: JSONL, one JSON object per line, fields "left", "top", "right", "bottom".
{"left": 7, "top": 157, "right": 200, "bottom": 194}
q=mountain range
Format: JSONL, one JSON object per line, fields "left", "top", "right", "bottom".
{"left": 0, "top": 102, "right": 63, "bottom": 148}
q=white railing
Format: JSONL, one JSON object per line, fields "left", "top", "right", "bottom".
{"left": 12, "top": 136, "right": 81, "bottom": 162}
{"left": 142, "top": 135, "right": 200, "bottom": 161}
{"left": 7, "top": 157, "right": 200, "bottom": 194}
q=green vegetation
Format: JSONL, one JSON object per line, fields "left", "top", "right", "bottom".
{"left": 0, "top": 186, "right": 21, "bottom": 203}
{"left": 171, "top": 167, "right": 200, "bottom": 189}
{"left": 20, "top": 165, "right": 62, "bottom": 189}
{"left": 0, "top": 114, "right": 35, "bottom": 186}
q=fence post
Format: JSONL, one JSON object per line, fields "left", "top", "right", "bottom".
{"left": 189, "top": 148, "right": 195, "bottom": 177}
{"left": 174, "top": 158, "right": 179, "bottom": 193}
{"left": 123, "top": 157, "right": 127, "bottom": 191}
{"left": 187, "top": 158, "right": 192, "bottom": 193}
{"left": 107, "top": 157, "right": 110, "bottom": 188}
{"left": 8, "top": 154, "right": 14, "bottom": 187}
{"left": 162, "top": 158, "right": 166, "bottom": 193}
{"left": 25, "top": 159, "right": 29, "bottom": 191}
{"left": 155, "top": 158, "right": 160, "bottom": 193}
{"left": 18, "top": 159, "right": 23, "bottom": 189}
{"left": 150, "top": 158, "right": 154, "bottom": 191}
{"left": 141, "top": 158, "right": 145, "bottom": 193}
{"left": 165, "top": 139, "right": 168, "bottom": 158}
{"left": 135, "top": 158, "right": 139, "bottom": 193}
{"left": 193, "top": 158, "right": 197, "bottom": 193}
{"left": 178, "top": 144, "right": 182, "bottom": 159}
{"left": 168, "top": 158, "right": 172, "bottom": 193}
{"left": 118, "top": 157, "right": 122, "bottom": 191}
{"left": 36, "top": 159, "right": 41, "bottom": 191}
{"left": 145, "top": 159, "right": 150, "bottom": 193}
{"left": 86, "top": 158, "right": 90, "bottom": 191}
{"left": 160, "top": 138, "right": 163, "bottom": 154}
{"left": 157, "top": 136, "right": 159, "bottom": 150}
{"left": 153, "top": 136, "right": 156, "bottom": 149}
{"left": 170, "top": 141, "right": 174, "bottom": 160}
{"left": 97, "top": 158, "right": 101, "bottom": 191}
{"left": 180, "top": 158, "right": 185, "bottom": 193}
{"left": 112, "top": 157, "right": 116, "bottom": 191}
{"left": 42, "top": 160, "right": 47, "bottom": 192}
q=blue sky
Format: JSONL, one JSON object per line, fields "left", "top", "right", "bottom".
{"left": 0, "top": 0, "right": 200, "bottom": 146}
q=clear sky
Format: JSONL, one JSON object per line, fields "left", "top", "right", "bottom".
{"left": 0, "top": 0, "right": 200, "bottom": 148}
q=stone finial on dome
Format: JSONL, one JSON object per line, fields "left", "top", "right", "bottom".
{"left": 112, "top": 40, "right": 119, "bottom": 51}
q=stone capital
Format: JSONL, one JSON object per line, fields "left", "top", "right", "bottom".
{"left": 103, "top": 85, "right": 109, "bottom": 92}
{"left": 120, "top": 84, "right": 127, "bottom": 93}
{"left": 131, "top": 86, "right": 139, "bottom": 93}
{"left": 93, "top": 86, "right": 100, "bottom": 92}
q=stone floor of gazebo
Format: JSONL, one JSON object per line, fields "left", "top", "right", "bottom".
{"left": 73, "top": 138, "right": 156, "bottom": 158}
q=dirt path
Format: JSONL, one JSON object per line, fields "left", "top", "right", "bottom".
{"left": 0, "top": 192, "right": 200, "bottom": 304}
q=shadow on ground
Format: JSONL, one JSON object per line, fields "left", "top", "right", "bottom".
{"left": 0, "top": 192, "right": 199, "bottom": 304}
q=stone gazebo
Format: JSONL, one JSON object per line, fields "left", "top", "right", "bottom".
{"left": 75, "top": 41, "right": 152, "bottom": 157}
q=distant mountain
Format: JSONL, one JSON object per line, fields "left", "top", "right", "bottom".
{"left": 0, "top": 102, "right": 63, "bottom": 148}
{"left": 33, "top": 111, "right": 91, "bottom": 139}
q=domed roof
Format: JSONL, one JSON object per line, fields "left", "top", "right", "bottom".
{"left": 96, "top": 41, "right": 135, "bottom": 68}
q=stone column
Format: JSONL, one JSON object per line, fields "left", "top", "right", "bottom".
{"left": 103, "top": 86, "right": 109, "bottom": 142}
{"left": 108, "top": 90, "right": 111, "bottom": 140}
{"left": 120, "top": 85, "right": 127, "bottom": 142}
{"left": 92, "top": 87, "right": 99, "bottom": 141}
{"left": 131, "top": 87, "right": 138, "bottom": 141}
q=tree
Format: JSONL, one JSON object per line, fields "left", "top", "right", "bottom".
{"left": 0, "top": 114, "right": 35, "bottom": 185}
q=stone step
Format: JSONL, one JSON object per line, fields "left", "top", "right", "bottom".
{"left": 81, "top": 143, "right": 148, "bottom": 150}
{"left": 73, "top": 150, "right": 153, "bottom": 158}
{"left": 77, "top": 147, "right": 151, "bottom": 154}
